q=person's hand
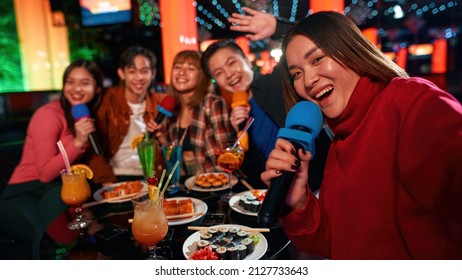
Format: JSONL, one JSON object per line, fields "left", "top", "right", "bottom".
{"left": 73, "top": 117, "right": 95, "bottom": 149}
{"left": 146, "top": 119, "right": 167, "bottom": 145}
{"left": 261, "top": 138, "right": 312, "bottom": 210}
{"left": 230, "top": 106, "right": 250, "bottom": 132}
{"left": 228, "top": 7, "right": 277, "bottom": 41}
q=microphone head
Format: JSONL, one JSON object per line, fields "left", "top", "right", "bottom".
{"left": 156, "top": 96, "right": 176, "bottom": 119}
{"left": 160, "top": 96, "right": 176, "bottom": 112}
{"left": 285, "top": 101, "right": 323, "bottom": 136}
{"left": 71, "top": 103, "right": 90, "bottom": 120}
{"left": 231, "top": 91, "right": 249, "bottom": 108}
{"left": 277, "top": 101, "right": 323, "bottom": 156}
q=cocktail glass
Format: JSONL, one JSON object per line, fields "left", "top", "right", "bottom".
{"left": 60, "top": 170, "right": 91, "bottom": 230}
{"left": 137, "top": 140, "right": 156, "bottom": 179}
{"left": 162, "top": 142, "right": 182, "bottom": 192}
{"left": 131, "top": 191, "right": 169, "bottom": 260}
{"left": 216, "top": 139, "right": 245, "bottom": 202}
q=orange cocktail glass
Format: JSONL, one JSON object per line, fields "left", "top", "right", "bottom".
{"left": 60, "top": 170, "right": 91, "bottom": 230}
{"left": 216, "top": 140, "right": 245, "bottom": 202}
{"left": 131, "top": 191, "right": 168, "bottom": 259}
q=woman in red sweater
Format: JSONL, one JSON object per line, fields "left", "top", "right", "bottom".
{"left": 262, "top": 11, "right": 462, "bottom": 259}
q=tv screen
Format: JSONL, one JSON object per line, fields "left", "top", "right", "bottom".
{"left": 80, "top": 0, "right": 132, "bottom": 27}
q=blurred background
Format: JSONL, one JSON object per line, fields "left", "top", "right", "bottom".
{"left": 0, "top": 0, "right": 461, "bottom": 92}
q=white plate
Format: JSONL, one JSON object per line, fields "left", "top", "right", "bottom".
{"left": 182, "top": 224, "right": 268, "bottom": 260}
{"left": 165, "top": 197, "right": 208, "bottom": 226}
{"left": 185, "top": 172, "right": 238, "bottom": 192}
{"left": 229, "top": 190, "right": 267, "bottom": 217}
{"left": 93, "top": 181, "right": 148, "bottom": 203}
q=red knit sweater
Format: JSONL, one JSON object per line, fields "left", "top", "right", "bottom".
{"left": 281, "top": 77, "right": 462, "bottom": 259}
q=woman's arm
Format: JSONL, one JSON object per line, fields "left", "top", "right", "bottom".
{"left": 30, "top": 106, "right": 86, "bottom": 182}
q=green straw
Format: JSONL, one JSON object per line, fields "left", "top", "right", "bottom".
{"left": 160, "top": 160, "right": 180, "bottom": 197}
{"left": 157, "top": 169, "right": 167, "bottom": 192}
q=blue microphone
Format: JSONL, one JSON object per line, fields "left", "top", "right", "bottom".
{"left": 71, "top": 104, "right": 102, "bottom": 156}
{"left": 258, "top": 101, "right": 323, "bottom": 226}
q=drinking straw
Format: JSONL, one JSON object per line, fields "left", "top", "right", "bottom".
{"left": 157, "top": 169, "right": 167, "bottom": 193}
{"left": 160, "top": 160, "right": 180, "bottom": 197}
{"left": 232, "top": 117, "right": 255, "bottom": 150}
{"left": 57, "top": 140, "right": 71, "bottom": 174}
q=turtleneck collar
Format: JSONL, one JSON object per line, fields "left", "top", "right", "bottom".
{"left": 326, "top": 77, "right": 386, "bottom": 139}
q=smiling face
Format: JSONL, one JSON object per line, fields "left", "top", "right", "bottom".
{"left": 63, "top": 67, "right": 99, "bottom": 106}
{"left": 118, "top": 54, "right": 155, "bottom": 102}
{"left": 285, "top": 35, "right": 360, "bottom": 119}
{"left": 206, "top": 47, "right": 254, "bottom": 93}
{"left": 171, "top": 60, "right": 200, "bottom": 94}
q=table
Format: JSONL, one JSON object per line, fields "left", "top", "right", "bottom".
{"left": 67, "top": 180, "right": 294, "bottom": 260}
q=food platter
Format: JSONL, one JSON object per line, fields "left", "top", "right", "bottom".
{"left": 93, "top": 181, "right": 147, "bottom": 203}
{"left": 184, "top": 172, "right": 238, "bottom": 192}
{"left": 165, "top": 197, "right": 208, "bottom": 226}
{"left": 229, "top": 189, "right": 267, "bottom": 217}
{"left": 182, "top": 224, "right": 268, "bottom": 260}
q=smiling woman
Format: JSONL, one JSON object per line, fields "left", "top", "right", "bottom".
{"left": 156, "top": 50, "right": 231, "bottom": 176}
{"left": 263, "top": 11, "right": 462, "bottom": 260}
{"left": 0, "top": 59, "right": 104, "bottom": 259}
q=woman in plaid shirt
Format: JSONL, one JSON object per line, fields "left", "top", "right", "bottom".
{"left": 152, "top": 50, "right": 231, "bottom": 175}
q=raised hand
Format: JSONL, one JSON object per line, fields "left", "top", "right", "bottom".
{"left": 228, "top": 7, "right": 277, "bottom": 41}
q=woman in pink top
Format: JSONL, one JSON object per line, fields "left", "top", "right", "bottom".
{"left": 0, "top": 59, "right": 103, "bottom": 259}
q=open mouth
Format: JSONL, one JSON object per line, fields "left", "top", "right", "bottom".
{"left": 314, "top": 86, "right": 333, "bottom": 102}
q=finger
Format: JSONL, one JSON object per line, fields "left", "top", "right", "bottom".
{"left": 242, "top": 7, "right": 258, "bottom": 15}
{"left": 246, "top": 34, "right": 262, "bottom": 41}
{"left": 260, "top": 169, "right": 282, "bottom": 186}
{"left": 275, "top": 138, "right": 296, "bottom": 153}
{"left": 228, "top": 14, "right": 250, "bottom": 22}
{"left": 298, "top": 149, "right": 312, "bottom": 162}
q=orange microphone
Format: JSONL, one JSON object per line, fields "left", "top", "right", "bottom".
{"left": 231, "top": 91, "right": 250, "bottom": 151}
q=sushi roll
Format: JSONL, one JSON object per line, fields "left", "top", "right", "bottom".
{"left": 244, "top": 200, "right": 253, "bottom": 211}
{"left": 200, "top": 232, "right": 213, "bottom": 241}
{"left": 197, "top": 240, "right": 210, "bottom": 250}
{"left": 218, "top": 226, "right": 229, "bottom": 234}
{"left": 249, "top": 200, "right": 260, "bottom": 212}
{"left": 241, "top": 237, "right": 255, "bottom": 254}
{"left": 237, "top": 244, "right": 247, "bottom": 260}
{"left": 207, "top": 227, "right": 219, "bottom": 236}
{"left": 220, "top": 235, "right": 235, "bottom": 247}
{"left": 216, "top": 246, "right": 227, "bottom": 260}
{"left": 239, "top": 197, "right": 246, "bottom": 207}
{"left": 229, "top": 226, "right": 240, "bottom": 234}
{"left": 227, "top": 246, "right": 239, "bottom": 260}
{"left": 234, "top": 230, "right": 248, "bottom": 243}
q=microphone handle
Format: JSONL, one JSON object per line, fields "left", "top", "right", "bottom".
{"left": 258, "top": 141, "right": 304, "bottom": 227}
{"left": 146, "top": 113, "right": 167, "bottom": 140}
{"left": 89, "top": 133, "right": 102, "bottom": 156}
{"left": 154, "top": 113, "right": 166, "bottom": 125}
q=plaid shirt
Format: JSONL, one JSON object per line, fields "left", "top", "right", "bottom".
{"left": 165, "top": 93, "right": 231, "bottom": 173}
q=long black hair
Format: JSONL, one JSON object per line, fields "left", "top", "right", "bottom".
{"left": 60, "top": 59, "right": 104, "bottom": 135}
